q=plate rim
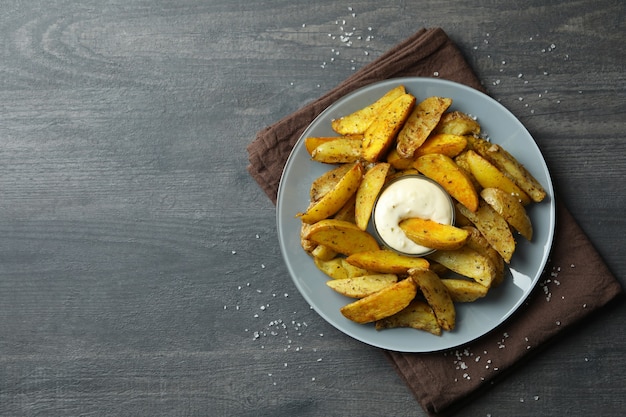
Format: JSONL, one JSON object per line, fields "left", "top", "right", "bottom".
{"left": 276, "top": 76, "right": 556, "bottom": 352}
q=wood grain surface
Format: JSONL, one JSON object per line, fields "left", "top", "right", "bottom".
{"left": 0, "top": 1, "right": 624, "bottom": 416}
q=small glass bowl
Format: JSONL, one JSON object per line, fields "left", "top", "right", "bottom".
{"left": 370, "top": 174, "right": 456, "bottom": 257}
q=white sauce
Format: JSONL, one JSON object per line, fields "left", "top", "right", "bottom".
{"left": 373, "top": 176, "right": 453, "bottom": 255}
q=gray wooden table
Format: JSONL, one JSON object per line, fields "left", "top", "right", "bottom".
{"left": 1, "top": 1, "right": 624, "bottom": 416}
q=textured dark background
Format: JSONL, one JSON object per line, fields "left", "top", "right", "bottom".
{"left": 0, "top": 1, "right": 624, "bottom": 416}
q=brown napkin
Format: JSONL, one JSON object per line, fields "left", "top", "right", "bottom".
{"left": 246, "top": 28, "right": 623, "bottom": 416}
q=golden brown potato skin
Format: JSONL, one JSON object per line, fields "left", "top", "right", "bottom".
{"left": 354, "top": 163, "right": 390, "bottom": 230}
{"left": 361, "top": 93, "right": 416, "bottom": 162}
{"left": 456, "top": 201, "right": 516, "bottom": 264}
{"left": 345, "top": 249, "right": 429, "bottom": 275}
{"left": 340, "top": 278, "right": 417, "bottom": 324}
{"left": 331, "top": 85, "right": 406, "bottom": 136}
{"left": 396, "top": 96, "right": 452, "bottom": 158}
{"left": 299, "top": 162, "right": 363, "bottom": 224}
{"left": 469, "top": 136, "right": 546, "bottom": 202}
{"left": 414, "top": 153, "right": 479, "bottom": 212}
{"left": 326, "top": 274, "right": 398, "bottom": 299}
{"left": 481, "top": 187, "right": 533, "bottom": 241}
{"left": 375, "top": 300, "right": 442, "bottom": 336}
{"left": 409, "top": 268, "right": 455, "bottom": 331}
{"left": 305, "top": 219, "right": 379, "bottom": 256}
{"left": 399, "top": 217, "right": 469, "bottom": 251}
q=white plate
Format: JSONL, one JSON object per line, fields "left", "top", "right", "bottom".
{"left": 276, "top": 77, "right": 555, "bottom": 352}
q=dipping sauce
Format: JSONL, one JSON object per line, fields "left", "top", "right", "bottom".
{"left": 372, "top": 175, "right": 454, "bottom": 256}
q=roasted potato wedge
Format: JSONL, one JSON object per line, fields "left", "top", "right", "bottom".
{"left": 305, "top": 219, "right": 379, "bottom": 256}
{"left": 314, "top": 257, "right": 370, "bottom": 280}
{"left": 414, "top": 133, "right": 468, "bottom": 158}
{"left": 310, "top": 244, "right": 337, "bottom": 261}
{"left": 362, "top": 93, "right": 416, "bottom": 162}
{"left": 340, "top": 277, "right": 417, "bottom": 324}
{"left": 396, "top": 96, "right": 452, "bottom": 158}
{"left": 304, "top": 137, "right": 337, "bottom": 155}
{"left": 375, "top": 299, "right": 441, "bottom": 336}
{"left": 311, "top": 137, "right": 362, "bottom": 164}
{"left": 427, "top": 245, "right": 496, "bottom": 287}
{"left": 299, "top": 162, "right": 363, "bottom": 224}
{"left": 300, "top": 222, "right": 316, "bottom": 253}
{"left": 385, "top": 168, "right": 420, "bottom": 182}
{"left": 414, "top": 153, "right": 479, "bottom": 212}
{"left": 385, "top": 133, "right": 468, "bottom": 170}
{"left": 470, "top": 137, "right": 546, "bottom": 202}
{"left": 441, "top": 278, "right": 489, "bottom": 302}
{"left": 385, "top": 148, "right": 415, "bottom": 170}
{"left": 409, "top": 268, "right": 455, "bottom": 331}
{"left": 462, "top": 226, "right": 505, "bottom": 287}
{"left": 456, "top": 201, "right": 516, "bottom": 263}
{"left": 309, "top": 163, "right": 353, "bottom": 203}
{"left": 434, "top": 111, "right": 480, "bottom": 136}
{"left": 355, "top": 163, "right": 391, "bottom": 230}
{"left": 333, "top": 193, "right": 357, "bottom": 223}
{"left": 331, "top": 85, "right": 407, "bottom": 135}
{"left": 454, "top": 151, "right": 482, "bottom": 191}
{"left": 481, "top": 187, "right": 533, "bottom": 241}
{"left": 326, "top": 274, "right": 398, "bottom": 298}
{"left": 346, "top": 249, "right": 429, "bottom": 275}
{"left": 399, "top": 217, "right": 469, "bottom": 251}
{"left": 465, "top": 149, "right": 531, "bottom": 205}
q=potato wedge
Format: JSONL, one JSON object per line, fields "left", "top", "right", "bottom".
{"left": 309, "top": 163, "right": 353, "bottom": 203}
{"left": 457, "top": 201, "right": 516, "bottom": 263}
{"left": 299, "top": 162, "right": 363, "bottom": 224}
{"left": 362, "top": 93, "right": 416, "bottom": 162}
{"left": 355, "top": 163, "right": 391, "bottom": 230}
{"left": 331, "top": 85, "right": 406, "bottom": 135}
{"left": 385, "top": 168, "right": 420, "bottom": 182}
{"left": 441, "top": 278, "right": 489, "bottom": 302}
{"left": 333, "top": 193, "right": 357, "bottom": 223}
{"left": 314, "top": 257, "right": 347, "bottom": 279}
{"left": 396, "top": 96, "right": 452, "bottom": 158}
{"left": 434, "top": 111, "right": 480, "bottom": 136}
{"left": 427, "top": 245, "right": 496, "bottom": 287}
{"left": 462, "top": 226, "right": 505, "bottom": 287}
{"left": 314, "top": 257, "right": 370, "bottom": 280}
{"left": 409, "top": 268, "right": 455, "bottom": 331}
{"left": 414, "top": 153, "right": 479, "bottom": 212}
{"left": 305, "top": 136, "right": 362, "bottom": 156}
{"left": 470, "top": 137, "right": 546, "bottom": 203}
{"left": 375, "top": 299, "right": 441, "bottom": 336}
{"left": 311, "top": 137, "right": 362, "bottom": 164}
{"left": 300, "top": 222, "right": 316, "bottom": 253}
{"left": 386, "top": 134, "right": 468, "bottom": 170}
{"left": 340, "top": 277, "right": 417, "bottom": 324}
{"left": 386, "top": 148, "right": 414, "bottom": 170}
{"left": 414, "top": 133, "right": 468, "bottom": 158}
{"left": 465, "top": 149, "right": 531, "bottom": 206}
{"left": 398, "top": 217, "right": 469, "bottom": 251}
{"left": 304, "top": 137, "right": 336, "bottom": 155}
{"left": 454, "top": 151, "right": 482, "bottom": 191}
{"left": 346, "top": 249, "right": 429, "bottom": 275}
{"left": 305, "top": 219, "right": 379, "bottom": 256}
{"left": 326, "top": 274, "right": 398, "bottom": 298}
{"left": 310, "top": 244, "right": 337, "bottom": 261}
{"left": 481, "top": 187, "right": 533, "bottom": 240}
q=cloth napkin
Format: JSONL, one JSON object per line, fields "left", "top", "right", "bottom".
{"left": 246, "top": 27, "right": 623, "bottom": 416}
